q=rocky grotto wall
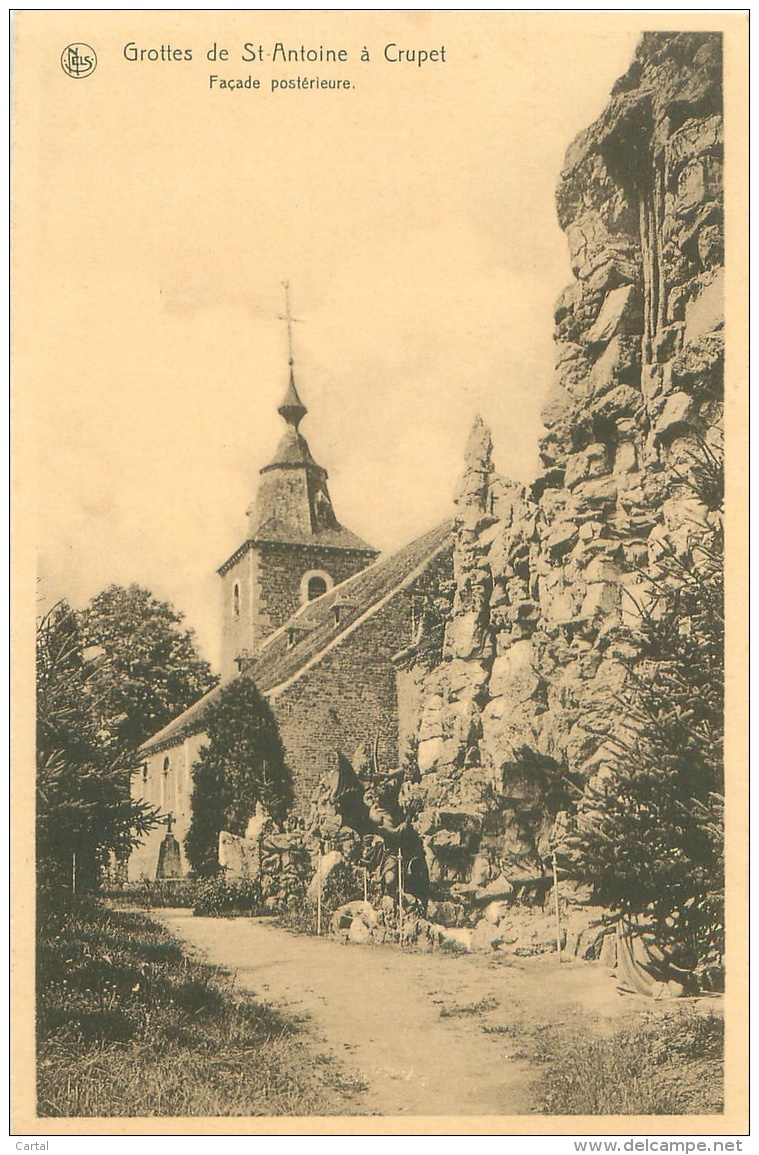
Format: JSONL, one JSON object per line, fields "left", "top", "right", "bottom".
{"left": 403, "top": 31, "right": 724, "bottom": 908}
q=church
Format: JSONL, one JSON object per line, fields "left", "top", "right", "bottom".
{"left": 129, "top": 354, "right": 453, "bottom": 880}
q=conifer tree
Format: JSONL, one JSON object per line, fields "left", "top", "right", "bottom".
{"left": 185, "top": 678, "right": 293, "bottom": 876}
{"left": 568, "top": 441, "right": 724, "bottom": 975}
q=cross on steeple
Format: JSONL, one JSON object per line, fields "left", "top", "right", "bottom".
{"left": 276, "top": 282, "right": 308, "bottom": 431}
{"left": 218, "top": 281, "right": 379, "bottom": 680}
{"left": 278, "top": 280, "right": 303, "bottom": 368}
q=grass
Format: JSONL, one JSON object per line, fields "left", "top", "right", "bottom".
{"left": 439, "top": 996, "right": 500, "bottom": 1018}
{"left": 37, "top": 900, "right": 365, "bottom": 1117}
{"left": 539, "top": 1007, "right": 724, "bottom": 1116}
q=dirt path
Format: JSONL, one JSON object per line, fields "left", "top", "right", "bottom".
{"left": 155, "top": 909, "right": 652, "bottom": 1117}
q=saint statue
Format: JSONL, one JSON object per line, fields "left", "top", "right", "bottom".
{"left": 325, "top": 747, "right": 429, "bottom": 914}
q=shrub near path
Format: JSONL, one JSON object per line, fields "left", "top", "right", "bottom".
{"left": 36, "top": 902, "right": 365, "bottom": 1117}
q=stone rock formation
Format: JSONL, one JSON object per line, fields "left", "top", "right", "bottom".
{"left": 217, "top": 806, "right": 313, "bottom": 911}
{"left": 403, "top": 32, "right": 723, "bottom": 915}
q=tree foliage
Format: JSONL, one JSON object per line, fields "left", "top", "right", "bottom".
{"left": 567, "top": 444, "right": 724, "bottom": 974}
{"left": 36, "top": 602, "right": 161, "bottom": 899}
{"left": 78, "top": 584, "right": 217, "bottom": 766}
{"left": 37, "top": 584, "right": 215, "bottom": 898}
{"left": 185, "top": 679, "right": 293, "bottom": 877}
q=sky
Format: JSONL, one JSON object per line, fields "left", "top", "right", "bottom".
{"left": 17, "top": 12, "right": 643, "bottom": 670}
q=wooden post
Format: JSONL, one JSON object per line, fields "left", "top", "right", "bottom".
{"left": 363, "top": 867, "right": 368, "bottom": 904}
{"left": 316, "top": 848, "right": 323, "bottom": 936}
{"left": 397, "top": 848, "right": 404, "bottom": 947}
{"left": 552, "top": 852, "right": 562, "bottom": 960}
{"left": 72, "top": 851, "right": 77, "bottom": 897}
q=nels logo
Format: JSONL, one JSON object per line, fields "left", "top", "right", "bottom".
{"left": 61, "top": 43, "right": 97, "bottom": 79}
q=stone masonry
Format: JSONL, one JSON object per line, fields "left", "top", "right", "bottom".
{"left": 403, "top": 32, "right": 724, "bottom": 900}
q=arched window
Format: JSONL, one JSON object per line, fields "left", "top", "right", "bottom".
{"left": 308, "top": 575, "right": 328, "bottom": 601}
{"left": 161, "top": 756, "right": 172, "bottom": 810}
{"left": 299, "top": 568, "right": 333, "bottom": 604}
{"left": 233, "top": 583, "right": 240, "bottom": 618}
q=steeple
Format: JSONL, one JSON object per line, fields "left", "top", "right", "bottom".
{"left": 258, "top": 368, "right": 320, "bottom": 476}
{"left": 250, "top": 370, "right": 338, "bottom": 536}
{"left": 278, "top": 368, "right": 307, "bottom": 430}
{"left": 217, "top": 287, "right": 378, "bottom": 677}
{"left": 243, "top": 287, "right": 376, "bottom": 552}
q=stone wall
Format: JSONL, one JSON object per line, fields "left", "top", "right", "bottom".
{"left": 404, "top": 32, "right": 724, "bottom": 900}
{"left": 129, "top": 732, "right": 205, "bottom": 880}
{"left": 255, "top": 541, "right": 375, "bottom": 644}
{"left": 219, "top": 547, "right": 260, "bottom": 680}
{"left": 219, "top": 540, "right": 375, "bottom": 678}
{"left": 271, "top": 556, "right": 452, "bottom": 811}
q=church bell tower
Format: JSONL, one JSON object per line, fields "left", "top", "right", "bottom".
{"left": 217, "top": 291, "right": 378, "bottom": 679}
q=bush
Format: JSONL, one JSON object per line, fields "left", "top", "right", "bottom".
{"left": 104, "top": 879, "right": 198, "bottom": 909}
{"left": 279, "top": 860, "right": 378, "bottom": 936}
{"left": 192, "top": 874, "right": 265, "bottom": 917}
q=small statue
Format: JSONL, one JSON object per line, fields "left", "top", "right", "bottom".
{"left": 305, "top": 774, "right": 344, "bottom": 844}
{"left": 327, "top": 742, "right": 429, "bottom": 914}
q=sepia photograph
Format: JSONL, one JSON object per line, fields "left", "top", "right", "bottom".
{"left": 12, "top": 9, "right": 748, "bottom": 1136}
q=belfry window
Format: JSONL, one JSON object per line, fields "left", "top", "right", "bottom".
{"left": 300, "top": 568, "right": 334, "bottom": 604}
{"left": 233, "top": 583, "right": 240, "bottom": 618}
{"left": 307, "top": 576, "right": 328, "bottom": 601}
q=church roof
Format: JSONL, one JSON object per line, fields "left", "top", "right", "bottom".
{"left": 139, "top": 519, "right": 453, "bottom": 758}
{"left": 261, "top": 427, "right": 319, "bottom": 470}
{"left": 218, "top": 523, "right": 376, "bottom": 575}
{"left": 255, "top": 521, "right": 375, "bottom": 552}
{"left": 236, "top": 368, "right": 377, "bottom": 558}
